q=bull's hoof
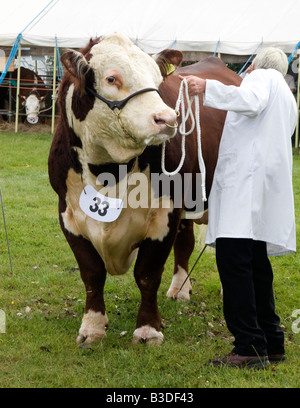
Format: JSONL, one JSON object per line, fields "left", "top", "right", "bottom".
{"left": 76, "top": 310, "right": 108, "bottom": 345}
{"left": 132, "top": 325, "right": 164, "bottom": 345}
{"left": 167, "top": 286, "right": 191, "bottom": 301}
{"left": 167, "top": 267, "right": 192, "bottom": 301}
{"left": 76, "top": 331, "right": 106, "bottom": 345}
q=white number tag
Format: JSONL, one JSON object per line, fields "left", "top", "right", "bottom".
{"left": 79, "top": 185, "right": 123, "bottom": 222}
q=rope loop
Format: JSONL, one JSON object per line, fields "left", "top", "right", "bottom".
{"left": 161, "top": 78, "right": 207, "bottom": 202}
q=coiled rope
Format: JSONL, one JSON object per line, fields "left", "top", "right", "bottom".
{"left": 161, "top": 78, "right": 207, "bottom": 202}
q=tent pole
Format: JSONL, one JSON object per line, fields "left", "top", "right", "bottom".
{"left": 14, "top": 44, "right": 21, "bottom": 133}
{"left": 295, "top": 55, "right": 300, "bottom": 148}
{"left": 8, "top": 72, "right": 12, "bottom": 124}
{"left": 51, "top": 43, "right": 57, "bottom": 134}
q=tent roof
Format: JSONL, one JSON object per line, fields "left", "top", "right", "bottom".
{"left": 0, "top": 0, "right": 299, "bottom": 56}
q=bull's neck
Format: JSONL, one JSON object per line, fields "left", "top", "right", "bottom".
{"left": 77, "top": 132, "right": 146, "bottom": 166}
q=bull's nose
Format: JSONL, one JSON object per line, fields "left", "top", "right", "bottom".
{"left": 27, "top": 116, "right": 39, "bottom": 124}
{"left": 153, "top": 111, "right": 178, "bottom": 130}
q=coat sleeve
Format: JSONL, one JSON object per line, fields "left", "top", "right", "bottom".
{"left": 203, "top": 70, "right": 271, "bottom": 118}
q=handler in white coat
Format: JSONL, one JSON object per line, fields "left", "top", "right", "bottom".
{"left": 183, "top": 47, "right": 298, "bottom": 368}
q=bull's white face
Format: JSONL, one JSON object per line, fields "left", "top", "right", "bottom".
{"left": 65, "top": 34, "right": 178, "bottom": 163}
{"left": 23, "top": 94, "right": 40, "bottom": 124}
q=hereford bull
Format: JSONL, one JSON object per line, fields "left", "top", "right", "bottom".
{"left": 11, "top": 67, "right": 48, "bottom": 124}
{"left": 48, "top": 33, "right": 241, "bottom": 346}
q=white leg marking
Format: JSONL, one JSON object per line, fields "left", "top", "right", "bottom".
{"left": 76, "top": 310, "right": 109, "bottom": 344}
{"left": 133, "top": 325, "right": 164, "bottom": 345}
{"left": 167, "top": 265, "right": 192, "bottom": 301}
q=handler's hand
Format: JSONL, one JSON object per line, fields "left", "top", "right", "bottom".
{"left": 179, "top": 75, "right": 206, "bottom": 96}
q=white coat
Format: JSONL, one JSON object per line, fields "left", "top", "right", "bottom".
{"left": 204, "top": 68, "right": 298, "bottom": 256}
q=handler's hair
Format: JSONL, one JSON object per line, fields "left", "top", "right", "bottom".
{"left": 252, "top": 47, "right": 288, "bottom": 76}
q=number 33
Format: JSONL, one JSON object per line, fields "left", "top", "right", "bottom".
{"left": 89, "top": 196, "right": 110, "bottom": 216}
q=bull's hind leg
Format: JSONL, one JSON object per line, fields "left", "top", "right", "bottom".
{"left": 167, "top": 219, "right": 195, "bottom": 300}
{"left": 59, "top": 207, "right": 108, "bottom": 345}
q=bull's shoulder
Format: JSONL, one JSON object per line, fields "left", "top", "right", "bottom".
{"left": 48, "top": 123, "right": 83, "bottom": 198}
{"left": 12, "top": 67, "right": 37, "bottom": 80}
{"left": 11, "top": 67, "right": 48, "bottom": 97}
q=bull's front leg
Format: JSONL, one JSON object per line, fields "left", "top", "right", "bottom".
{"left": 133, "top": 212, "right": 180, "bottom": 345}
{"left": 76, "top": 250, "right": 108, "bottom": 345}
{"left": 59, "top": 209, "right": 108, "bottom": 345}
{"left": 167, "top": 219, "right": 195, "bottom": 300}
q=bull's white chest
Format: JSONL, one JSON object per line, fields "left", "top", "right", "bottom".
{"left": 62, "top": 168, "right": 172, "bottom": 275}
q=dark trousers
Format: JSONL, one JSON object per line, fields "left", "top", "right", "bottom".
{"left": 215, "top": 238, "right": 285, "bottom": 356}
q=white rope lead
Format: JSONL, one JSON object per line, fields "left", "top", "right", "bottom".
{"left": 161, "top": 78, "right": 207, "bottom": 202}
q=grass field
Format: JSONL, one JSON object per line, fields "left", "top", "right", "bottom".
{"left": 0, "top": 131, "right": 300, "bottom": 389}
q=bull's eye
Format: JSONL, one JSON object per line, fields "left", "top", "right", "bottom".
{"left": 106, "top": 76, "right": 116, "bottom": 84}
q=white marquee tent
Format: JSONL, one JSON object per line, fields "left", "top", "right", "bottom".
{"left": 0, "top": 0, "right": 299, "bottom": 55}
{"left": 0, "top": 0, "right": 299, "bottom": 143}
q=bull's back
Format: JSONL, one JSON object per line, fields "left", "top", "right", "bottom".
{"left": 174, "top": 57, "right": 242, "bottom": 86}
{"left": 11, "top": 67, "right": 48, "bottom": 98}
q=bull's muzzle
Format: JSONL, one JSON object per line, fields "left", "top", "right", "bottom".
{"left": 27, "top": 116, "right": 39, "bottom": 124}
{"left": 87, "top": 85, "right": 178, "bottom": 145}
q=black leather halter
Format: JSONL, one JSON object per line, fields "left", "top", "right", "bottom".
{"left": 86, "top": 87, "right": 161, "bottom": 110}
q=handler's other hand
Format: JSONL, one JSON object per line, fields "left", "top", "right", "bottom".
{"left": 179, "top": 75, "right": 206, "bottom": 96}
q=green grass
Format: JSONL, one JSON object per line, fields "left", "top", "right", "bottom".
{"left": 0, "top": 131, "right": 300, "bottom": 388}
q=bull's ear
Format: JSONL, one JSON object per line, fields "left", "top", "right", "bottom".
{"left": 154, "top": 50, "right": 184, "bottom": 78}
{"left": 61, "top": 50, "right": 90, "bottom": 95}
